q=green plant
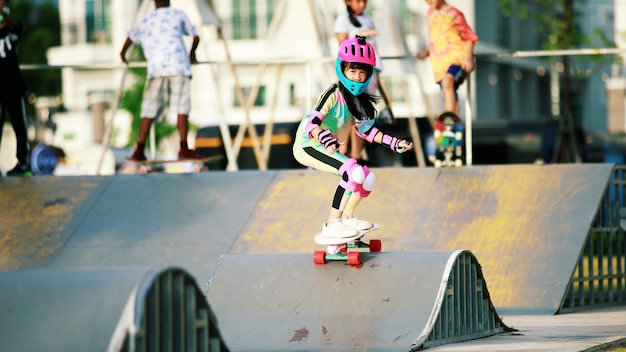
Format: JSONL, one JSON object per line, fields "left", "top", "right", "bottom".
{"left": 119, "top": 69, "right": 177, "bottom": 149}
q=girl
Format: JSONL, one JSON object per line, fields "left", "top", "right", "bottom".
{"left": 293, "top": 37, "right": 413, "bottom": 251}
{"left": 334, "top": 0, "right": 379, "bottom": 51}
{"left": 333, "top": 0, "right": 381, "bottom": 162}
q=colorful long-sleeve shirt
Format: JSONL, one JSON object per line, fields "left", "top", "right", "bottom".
{"left": 293, "top": 83, "right": 377, "bottom": 173}
{"left": 295, "top": 83, "right": 372, "bottom": 149}
{"left": 426, "top": 5, "right": 478, "bottom": 83}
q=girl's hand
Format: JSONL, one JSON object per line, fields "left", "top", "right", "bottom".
{"left": 317, "top": 129, "right": 340, "bottom": 154}
{"left": 395, "top": 139, "right": 414, "bottom": 153}
{"left": 325, "top": 140, "right": 345, "bottom": 155}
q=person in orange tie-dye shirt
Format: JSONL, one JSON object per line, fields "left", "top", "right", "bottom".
{"left": 416, "top": 0, "right": 478, "bottom": 115}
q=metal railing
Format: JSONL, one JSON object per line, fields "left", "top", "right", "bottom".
{"left": 120, "top": 268, "right": 230, "bottom": 352}
{"left": 416, "top": 250, "right": 510, "bottom": 350}
{"left": 561, "top": 164, "right": 626, "bottom": 313}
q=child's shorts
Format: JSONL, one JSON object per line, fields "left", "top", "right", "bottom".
{"left": 141, "top": 76, "right": 191, "bottom": 119}
{"left": 438, "top": 65, "right": 467, "bottom": 90}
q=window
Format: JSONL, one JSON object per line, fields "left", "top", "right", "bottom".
{"left": 85, "top": 0, "right": 111, "bottom": 43}
{"left": 230, "top": 0, "right": 277, "bottom": 40}
{"left": 398, "top": 0, "right": 417, "bottom": 38}
{"left": 65, "top": 22, "right": 79, "bottom": 45}
{"left": 234, "top": 86, "right": 266, "bottom": 107}
{"left": 232, "top": 0, "right": 257, "bottom": 40}
{"left": 266, "top": 0, "right": 275, "bottom": 27}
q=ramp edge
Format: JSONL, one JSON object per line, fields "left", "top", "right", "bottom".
{"left": 108, "top": 267, "right": 231, "bottom": 352}
{"left": 411, "top": 249, "right": 512, "bottom": 350}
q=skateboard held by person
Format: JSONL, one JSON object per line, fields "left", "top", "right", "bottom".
{"left": 432, "top": 111, "right": 463, "bottom": 168}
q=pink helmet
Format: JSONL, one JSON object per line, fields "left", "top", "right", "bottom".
{"left": 337, "top": 36, "right": 376, "bottom": 67}
{"left": 336, "top": 36, "right": 376, "bottom": 95}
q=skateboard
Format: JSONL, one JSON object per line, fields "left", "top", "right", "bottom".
{"left": 122, "top": 155, "right": 223, "bottom": 174}
{"left": 432, "top": 112, "right": 464, "bottom": 168}
{"left": 313, "top": 223, "right": 381, "bottom": 265}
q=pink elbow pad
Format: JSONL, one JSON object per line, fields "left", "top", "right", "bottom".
{"left": 305, "top": 111, "right": 324, "bottom": 138}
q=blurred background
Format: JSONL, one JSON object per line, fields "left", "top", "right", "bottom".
{"left": 1, "top": 0, "right": 625, "bottom": 174}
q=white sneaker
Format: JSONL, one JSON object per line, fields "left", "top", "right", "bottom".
{"left": 321, "top": 219, "right": 358, "bottom": 238}
{"left": 342, "top": 216, "right": 373, "bottom": 231}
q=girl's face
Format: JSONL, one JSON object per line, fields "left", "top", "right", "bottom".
{"left": 424, "top": 0, "right": 445, "bottom": 9}
{"left": 345, "top": 0, "right": 367, "bottom": 16}
{"left": 344, "top": 66, "right": 369, "bottom": 83}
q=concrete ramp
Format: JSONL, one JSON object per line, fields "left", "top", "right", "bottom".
{"left": 233, "top": 164, "right": 614, "bottom": 313}
{"left": 0, "top": 172, "right": 275, "bottom": 282}
{"left": 0, "top": 267, "right": 230, "bottom": 351}
{"left": 0, "top": 164, "right": 621, "bottom": 350}
{"left": 0, "top": 164, "right": 616, "bottom": 316}
{"left": 205, "top": 250, "right": 509, "bottom": 351}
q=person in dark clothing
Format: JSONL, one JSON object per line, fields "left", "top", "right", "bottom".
{"left": 0, "top": 0, "right": 30, "bottom": 176}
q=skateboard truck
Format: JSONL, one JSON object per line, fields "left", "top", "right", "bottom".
{"left": 313, "top": 224, "right": 381, "bottom": 265}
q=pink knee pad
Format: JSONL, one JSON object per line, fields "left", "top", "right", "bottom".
{"left": 354, "top": 166, "right": 376, "bottom": 198}
{"left": 338, "top": 158, "right": 365, "bottom": 193}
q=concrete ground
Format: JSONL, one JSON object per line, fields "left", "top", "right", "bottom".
{"left": 429, "top": 306, "right": 626, "bottom": 351}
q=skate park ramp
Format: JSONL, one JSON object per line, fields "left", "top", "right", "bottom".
{"left": 232, "top": 163, "right": 616, "bottom": 314}
{"left": 0, "top": 171, "right": 276, "bottom": 282}
{"left": 205, "top": 250, "right": 509, "bottom": 351}
{"left": 0, "top": 163, "right": 622, "bottom": 350}
{"left": 0, "top": 266, "right": 230, "bottom": 352}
